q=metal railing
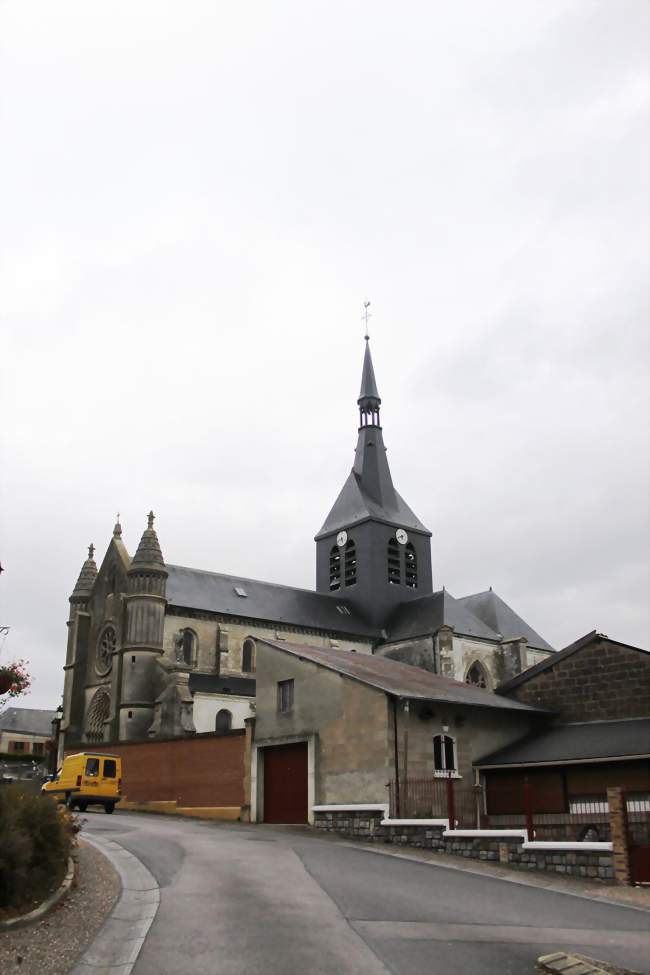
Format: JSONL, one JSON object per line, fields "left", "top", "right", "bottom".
{"left": 389, "top": 775, "right": 482, "bottom": 827}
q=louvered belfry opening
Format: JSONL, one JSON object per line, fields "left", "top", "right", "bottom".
{"left": 387, "top": 537, "right": 401, "bottom": 585}
{"left": 329, "top": 545, "right": 341, "bottom": 591}
{"left": 344, "top": 538, "right": 357, "bottom": 587}
{"left": 405, "top": 542, "right": 418, "bottom": 589}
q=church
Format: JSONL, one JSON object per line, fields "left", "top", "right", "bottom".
{"left": 59, "top": 338, "right": 554, "bottom": 751}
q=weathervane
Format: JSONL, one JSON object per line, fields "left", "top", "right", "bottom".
{"left": 362, "top": 300, "right": 371, "bottom": 341}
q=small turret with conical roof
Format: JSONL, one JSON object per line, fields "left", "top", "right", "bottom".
{"left": 70, "top": 543, "right": 97, "bottom": 607}
{"left": 121, "top": 511, "right": 169, "bottom": 741}
{"left": 130, "top": 511, "right": 165, "bottom": 573}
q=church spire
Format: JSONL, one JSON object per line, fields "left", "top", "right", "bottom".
{"left": 358, "top": 337, "right": 381, "bottom": 426}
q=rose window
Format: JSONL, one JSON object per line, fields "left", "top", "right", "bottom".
{"left": 97, "top": 626, "right": 116, "bottom": 672}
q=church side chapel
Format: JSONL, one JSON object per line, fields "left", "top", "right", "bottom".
{"left": 60, "top": 335, "right": 554, "bottom": 751}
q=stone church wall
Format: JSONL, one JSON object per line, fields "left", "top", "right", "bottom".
{"left": 163, "top": 612, "right": 372, "bottom": 678}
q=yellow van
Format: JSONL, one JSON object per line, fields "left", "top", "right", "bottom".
{"left": 42, "top": 752, "right": 122, "bottom": 813}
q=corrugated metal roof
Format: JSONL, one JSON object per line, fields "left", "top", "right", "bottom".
{"left": 476, "top": 718, "right": 650, "bottom": 767}
{"left": 257, "top": 639, "right": 545, "bottom": 712}
{"left": 0, "top": 707, "right": 58, "bottom": 736}
{"left": 166, "top": 565, "right": 376, "bottom": 638}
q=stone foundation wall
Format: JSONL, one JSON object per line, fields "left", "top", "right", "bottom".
{"left": 313, "top": 810, "right": 614, "bottom": 882}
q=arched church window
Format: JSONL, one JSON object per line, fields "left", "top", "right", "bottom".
{"left": 404, "top": 543, "right": 418, "bottom": 589}
{"left": 344, "top": 538, "right": 357, "bottom": 587}
{"left": 242, "top": 638, "right": 255, "bottom": 673}
{"left": 387, "top": 537, "right": 401, "bottom": 585}
{"left": 465, "top": 661, "right": 489, "bottom": 689}
{"left": 85, "top": 687, "right": 110, "bottom": 743}
{"left": 433, "top": 734, "right": 457, "bottom": 776}
{"left": 96, "top": 625, "right": 116, "bottom": 675}
{"left": 177, "top": 629, "right": 196, "bottom": 667}
{"left": 329, "top": 545, "right": 341, "bottom": 591}
{"left": 215, "top": 709, "right": 232, "bottom": 735}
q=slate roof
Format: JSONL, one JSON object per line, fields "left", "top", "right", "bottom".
{"left": 0, "top": 707, "right": 57, "bottom": 737}
{"left": 383, "top": 588, "right": 554, "bottom": 652}
{"left": 455, "top": 590, "right": 554, "bottom": 653}
{"left": 497, "top": 631, "right": 649, "bottom": 694}
{"left": 166, "top": 565, "right": 377, "bottom": 639}
{"left": 476, "top": 718, "right": 650, "bottom": 768}
{"left": 189, "top": 674, "right": 256, "bottom": 697}
{"left": 316, "top": 469, "right": 431, "bottom": 539}
{"left": 384, "top": 590, "right": 499, "bottom": 643}
{"left": 256, "top": 639, "right": 546, "bottom": 712}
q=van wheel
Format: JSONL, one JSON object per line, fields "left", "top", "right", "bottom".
{"left": 105, "top": 803, "right": 115, "bottom": 814}
{"left": 65, "top": 793, "right": 73, "bottom": 809}
{"left": 78, "top": 802, "right": 87, "bottom": 812}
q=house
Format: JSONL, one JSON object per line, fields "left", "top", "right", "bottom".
{"left": 60, "top": 337, "right": 553, "bottom": 751}
{"left": 478, "top": 632, "right": 650, "bottom": 816}
{"left": 0, "top": 707, "right": 57, "bottom": 758}
{"left": 250, "top": 638, "right": 546, "bottom": 823}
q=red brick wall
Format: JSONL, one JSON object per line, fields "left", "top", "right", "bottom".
{"left": 67, "top": 731, "right": 245, "bottom": 807}
{"left": 509, "top": 639, "right": 650, "bottom": 722}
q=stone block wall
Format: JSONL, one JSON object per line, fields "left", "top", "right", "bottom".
{"left": 313, "top": 810, "right": 615, "bottom": 882}
{"left": 508, "top": 637, "right": 650, "bottom": 722}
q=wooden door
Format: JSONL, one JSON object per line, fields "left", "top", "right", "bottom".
{"left": 263, "top": 742, "right": 308, "bottom": 824}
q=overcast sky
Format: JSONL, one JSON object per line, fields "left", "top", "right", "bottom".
{"left": 1, "top": 0, "right": 648, "bottom": 711}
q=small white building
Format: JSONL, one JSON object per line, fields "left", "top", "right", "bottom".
{"left": 0, "top": 707, "right": 57, "bottom": 758}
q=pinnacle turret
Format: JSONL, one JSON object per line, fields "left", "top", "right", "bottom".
{"left": 70, "top": 543, "right": 97, "bottom": 602}
{"left": 130, "top": 511, "right": 165, "bottom": 572}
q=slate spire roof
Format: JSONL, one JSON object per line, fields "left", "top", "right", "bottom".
{"left": 316, "top": 339, "right": 430, "bottom": 538}
{"left": 130, "top": 511, "right": 166, "bottom": 571}
{"left": 358, "top": 337, "right": 381, "bottom": 408}
{"left": 70, "top": 543, "right": 97, "bottom": 601}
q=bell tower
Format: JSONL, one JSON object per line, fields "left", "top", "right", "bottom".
{"left": 315, "top": 335, "right": 433, "bottom": 627}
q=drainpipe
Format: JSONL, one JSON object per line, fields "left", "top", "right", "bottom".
{"left": 392, "top": 696, "right": 400, "bottom": 818}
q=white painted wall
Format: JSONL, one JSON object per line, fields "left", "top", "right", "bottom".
{"left": 192, "top": 692, "right": 254, "bottom": 733}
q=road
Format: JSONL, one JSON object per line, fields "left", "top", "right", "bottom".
{"left": 82, "top": 811, "right": 649, "bottom": 975}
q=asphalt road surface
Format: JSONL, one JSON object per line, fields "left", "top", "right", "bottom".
{"left": 82, "top": 811, "right": 649, "bottom": 975}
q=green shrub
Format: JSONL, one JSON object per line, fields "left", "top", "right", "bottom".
{"left": 0, "top": 784, "right": 74, "bottom": 912}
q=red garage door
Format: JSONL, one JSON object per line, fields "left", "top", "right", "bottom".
{"left": 263, "top": 742, "right": 308, "bottom": 824}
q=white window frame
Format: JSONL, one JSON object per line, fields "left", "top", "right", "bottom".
{"left": 432, "top": 733, "right": 460, "bottom": 778}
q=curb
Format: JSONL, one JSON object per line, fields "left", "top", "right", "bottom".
{"left": 0, "top": 856, "right": 75, "bottom": 931}
{"left": 69, "top": 832, "right": 160, "bottom": 975}
{"left": 538, "top": 951, "right": 642, "bottom": 975}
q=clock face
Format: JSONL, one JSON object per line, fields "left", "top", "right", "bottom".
{"left": 336, "top": 530, "right": 348, "bottom": 548}
{"left": 396, "top": 529, "right": 408, "bottom": 545}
